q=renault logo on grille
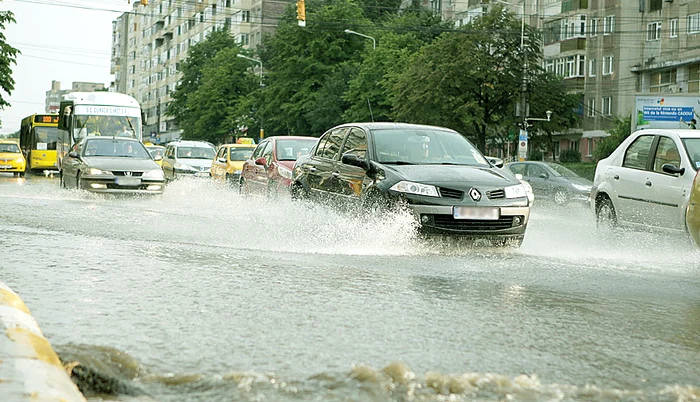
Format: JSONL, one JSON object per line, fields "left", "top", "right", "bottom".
{"left": 469, "top": 188, "right": 482, "bottom": 202}
{"left": 124, "top": 171, "right": 132, "bottom": 177}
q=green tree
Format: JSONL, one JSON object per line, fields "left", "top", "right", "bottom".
{"left": 0, "top": 8, "right": 20, "bottom": 109}
{"left": 343, "top": 6, "right": 450, "bottom": 122}
{"left": 183, "top": 47, "right": 258, "bottom": 143}
{"left": 167, "top": 29, "right": 240, "bottom": 137}
{"left": 593, "top": 116, "right": 632, "bottom": 161}
{"left": 392, "top": 6, "right": 542, "bottom": 152}
{"left": 258, "top": 0, "right": 371, "bottom": 136}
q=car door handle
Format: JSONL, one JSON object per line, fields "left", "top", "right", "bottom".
{"left": 613, "top": 175, "right": 619, "bottom": 180}
{"left": 645, "top": 181, "right": 652, "bottom": 187}
{"left": 331, "top": 172, "right": 340, "bottom": 178}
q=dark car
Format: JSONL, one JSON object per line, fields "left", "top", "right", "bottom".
{"left": 239, "top": 136, "right": 318, "bottom": 198}
{"left": 59, "top": 137, "right": 165, "bottom": 194}
{"left": 506, "top": 161, "right": 592, "bottom": 206}
{"left": 291, "top": 122, "right": 532, "bottom": 246}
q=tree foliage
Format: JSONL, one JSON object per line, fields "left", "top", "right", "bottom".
{"left": 0, "top": 9, "right": 20, "bottom": 110}
{"left": 258, "top": 0, "right": 371, "bottom": 136}
{"left": 593, "top": 116, "right": 632, "bottom": 161}
{"left": 392, "top": 6, "right": 541, "bottom": 152}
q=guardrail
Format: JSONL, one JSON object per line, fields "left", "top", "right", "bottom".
{"left": 0, "top": 281, "right": 86, "bottom": 401}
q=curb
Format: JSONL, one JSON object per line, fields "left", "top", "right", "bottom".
{"left": 0, "top": 281, "right": 86, "bottom": 401}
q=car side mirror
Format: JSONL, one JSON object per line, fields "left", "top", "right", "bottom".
{"left": 68, "top": 151, "right": 79, "bottom": 158}
{"left": 154, "top": 155, "right": 163, "bottom": 161}
{"left": 217, "top": 157, "right": 226, "bottom": 163}
{"left": 539, "top": 173, "right": 549, "bottom": 179}
{"left": 487, "top": 157, "right": 504, "bottom": 168}
{"left": 515, "top": 173, "right": 524, "bottom": 180}
{"left": 662, "top": 163, "right": 685, "bottom": 176}
{"left": 341, "top": 153, "right": 369, "bottom": 170}
{"left": 255, "top": 157, "right": 267, "bottom": 166}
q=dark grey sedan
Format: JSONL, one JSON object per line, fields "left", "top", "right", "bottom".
{"left": 59, "top": 137, "right": 165, "bottom": 194}
{"left": 506, "top": 161, "right": 592, "bottom": 207}
{"left": 291, "top": 122, "right": 532, "bottom": 246}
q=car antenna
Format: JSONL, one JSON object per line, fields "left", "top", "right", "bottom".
{"left": 367, "top": 99, "right": 374, "bottom": 122}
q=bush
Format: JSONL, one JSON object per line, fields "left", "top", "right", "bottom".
{"left": 559, "top": 148, "right": 581, "bottom": 163}
{"left": 528, "top": 148, "right": 543, "bottom": 161}
{"left": 562, "top": 163, "right": 596, "bottom": 181}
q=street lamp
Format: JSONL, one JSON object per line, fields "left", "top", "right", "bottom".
{"left": 344, "top": 29, "right": 376, "bottom": 50}
{"left": 518, "top": 110, "right": 552, "bottom": 161}
{"left": 237, "top": 54, "right": 264, "bottom": 138}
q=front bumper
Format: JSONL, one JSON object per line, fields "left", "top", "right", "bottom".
{"left": 409, "top": 204, "right": 530, "bottom": 236}
{"left": 0, "top": 162, "right": 25, "bottom": 173}
{"left": 175, "top": 169, "right": 211, "bottom": 178}
{"left": 81, "top": 176, "right": 166, "bottom": 194}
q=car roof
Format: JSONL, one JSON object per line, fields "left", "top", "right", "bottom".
{"left": 266, "top": 136, "right": 318, "bottom": 141}
{"left": 169, "top": 140, "right": 214, "bottom": 148}
{"left": 85, "top": 136, "right": 140, "bottom": 142}
{"left": 333, "top": 122, "right": 457, "bottom": 133}
{"left": 634, "top": 129, "right": 700, "bottom": 140}
{"left": 221, "top": 143, "right": 256, "bottom": 148}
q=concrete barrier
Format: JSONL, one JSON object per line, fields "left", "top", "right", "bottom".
{"left": 0, "top": 281, "right": 86, "bottom": 401}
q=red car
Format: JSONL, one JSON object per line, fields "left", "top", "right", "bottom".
{"left": 239, "top": 136, "right": 318, "bottom": 198}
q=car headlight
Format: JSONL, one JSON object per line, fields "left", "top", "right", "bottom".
{"left": 517, "top": 180, "right": 535, "bottom": 203}
{"left": 390, "top": 181, "right": 440, "bottom": 197}
{"left": 233, "top": 169, "right": 242, "bottom": 175}
{"left": 572, "top": 183, "right": 592, "bottom": 192}
{"left": 174, "top": 163, "right": 196, "bottom": 171}
{"left": 143, "top": 169, "right": 165, "bottom": 179}
{"left": 15, "top": 157, "right": 24, "bottom": 163}
{"left": 504, "top": 184, "right": 527, "bottom": 199}
{"left": 88, "top": 168, "right": 113, "bottom": 176}
{"left": 278, "top": 166, "right": 293, "bottom": 180}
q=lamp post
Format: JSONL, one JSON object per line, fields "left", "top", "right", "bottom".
{"left": 518, "top": 110, "right": 552, "bottom": 161}
{"left": 237, "top": 54, "right": 264, "bottom": 139}
{"left": 344, "top": 29, "right": 376, "bottom": 50}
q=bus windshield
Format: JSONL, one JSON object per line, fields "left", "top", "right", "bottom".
{"left": 35, "top": 127, "right": 59, "bottom": 150}
{"left": 74, "top": 115, "right": 142, "bottom": 141}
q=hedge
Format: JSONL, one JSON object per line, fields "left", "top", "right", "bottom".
{"left": 561, "top": 163, "right": 597, "bottom": 181}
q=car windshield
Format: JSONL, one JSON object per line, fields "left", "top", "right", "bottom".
{"left": 148, "top": 147, "right": 165, "bottom": 159}
{"left": 276, "top": 139, "right": 318, "bottom": 161}
{"left": 84, "top": 140, "right": 151, "bottom": 159}
{"left": 682, "top": 138, "right": 700, "bottom": 170}
{"left": 230, "top": 148, "right": 254, "bottom": 161}
{"left": 544, "top": 162, "right": 580, "bottom": 178}
{"left": 0, "top": 143, "right": 20, "bottom": 153}
{"left": 372, "top": 128, "right": 488, "bottom": 166}
{"left": 177, "top": 146, "right": 215, "bottom": 159}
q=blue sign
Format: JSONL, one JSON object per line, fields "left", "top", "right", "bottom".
{"left": 643, "top": 106, "right": 695, "bottom": 121}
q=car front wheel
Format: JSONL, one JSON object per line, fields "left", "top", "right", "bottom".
{"left": 554, "top": 190, "right": 569, "bottom": 206}
{"left": 596, "top": 196, "right": 617, "bottom": 230}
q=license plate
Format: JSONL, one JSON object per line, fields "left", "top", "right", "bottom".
{"left": 453, "top": 206, "right": 500, "bottom": 220}
{"left": 196, "top": 172, "right": 209, "bottom": 177}
{"left": 0, "top": 165, "right": 11, "bottom": 169}
{"left": 115, "top": 177, "right": 141, "bottom": 186}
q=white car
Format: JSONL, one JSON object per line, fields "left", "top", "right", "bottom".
{"left": 591, "top": 128, "right": 700, "bottom": 232}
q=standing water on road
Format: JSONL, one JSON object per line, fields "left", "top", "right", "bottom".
{"left": 1, "top": 174, "right": 698, "bottom": 401}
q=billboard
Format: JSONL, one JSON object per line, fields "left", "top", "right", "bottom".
{"left": 634, "top": 95, "right": 700, "bottom": 130}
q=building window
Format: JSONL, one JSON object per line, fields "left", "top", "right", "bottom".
{"left": 650, "top": 0, "right": 662, "bottom": 11}
{"left": 590, "top": 18, "right": 599, "bottom": 36}
{"left": 570, "top": 140, "right": 579, "bottom": 151}
{"left": 689, "top": 13, "right": 700, "bottom": 34}
{"left": 587, "top": 98, "right": 596, "bottom": 117}
{"left": 589, "top": 58, "right": 597, "bottom": 77}
{"left": 689, "top": 64, "right": 700, "bottom": 93}
{"left": 646, "top": 22, "right": 661, "bottom": 41}
{"left": 603, "top": 56, "right": 614, "bottom": 75}
{"left": 566, "top": 56, "right": 576, "bottom": 77}
{"left": 578, "top": 55, "right": 586, "bottom": 76}
{"left": 545, "top": 59, "right": 554, "bottom": 73}
{"left": 649, "top": 69, "right": 677, "bottom": 93}
{"left": 670, "top": 18, "right": 679, "bottom": 38}
{"left": 239, "top": 33, "right": 249, "bottom": 45}
{"left": 604, "top": 15, "right": 615, "bottom": 35}
{"left": 587, "top": 138, "right": 593, "bottom": 157}
{"left": 602, "top": 96, "right": 612, "bottom": 115}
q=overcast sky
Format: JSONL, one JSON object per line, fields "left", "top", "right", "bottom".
{"left": 0, "top": 0, "right": 132, "bottom": 135}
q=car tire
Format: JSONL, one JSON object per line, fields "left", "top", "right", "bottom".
{"left": 290, "top": 182, "right": 307, "bottom": 201}
{"left": 596, "top": 196, "right": 617, "bottom": 230}
{"left": 18, "top": 171, "right": 25, "bottom": 178}
{"left": 361, "top": 191, "right": 392, "bottom": 215}
{"left": 76, "top": 172, "right": 83, "bottom": 190}
{"left": 554, "top": 190, "right": 569, "bottom": 206}
{"left": 238, "top": 178, "right": 248, "bottom": 196}
{"left": 59, "top": 173, "right": 65, "bottom": 189}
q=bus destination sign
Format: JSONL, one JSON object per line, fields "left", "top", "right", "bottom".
{"left": 34, "top": 115, "right": 59, "bottom": 124}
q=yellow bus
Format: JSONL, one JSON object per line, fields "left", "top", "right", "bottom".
{"left": 20, "top": 114, "right": 60, "bottom": 172}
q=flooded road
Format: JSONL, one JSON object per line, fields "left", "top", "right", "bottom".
{"left": 1, "top": 172, "right": 698, "bottom": 401}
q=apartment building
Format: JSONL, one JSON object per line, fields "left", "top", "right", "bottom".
{"left": 110, "top": 0, "right": 292, "bottom": 143}
{"left": 438, "top": 0, "right": 700, "bottom": 161}
{"left": 45, "top": 80, "right": 106, "bottom": 114}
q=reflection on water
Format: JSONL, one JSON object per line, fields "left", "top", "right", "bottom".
{"left": 1, "top": 174, "right": 699, "bottom": 402}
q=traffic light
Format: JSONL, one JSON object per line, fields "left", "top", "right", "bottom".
{"left": 297, "top": 0, "right": 306, "bottom": 27}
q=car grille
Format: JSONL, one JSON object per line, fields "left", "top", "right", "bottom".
{"left": 439, "top": 187, "right": 464, "bottom": 199}
{"left": 112, "top": 171, "right": 144, "bottom": 177}
{"left": 486, "top": 189, "right": 505, "bottom": 199}
{"left": 432, "top": 215, "right": 517, "bottom": 231}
